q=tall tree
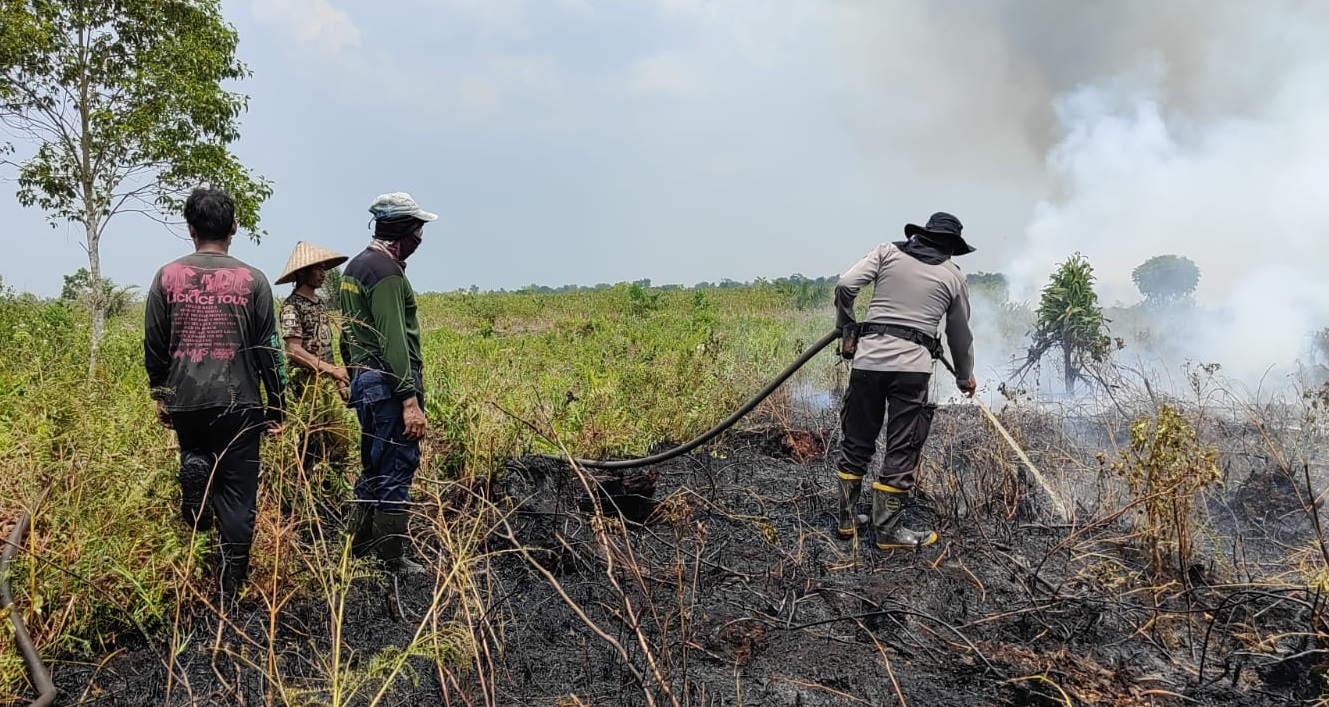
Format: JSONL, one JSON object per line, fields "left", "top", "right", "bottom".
{"left": 1132, "top": 254, "right": 1200, "bottom": 306}
{"left": 1019, "top": 253, "right": 1114, "bottom": 394}
{"left": 0, "top": 0, "right": 271, "bottom": 373}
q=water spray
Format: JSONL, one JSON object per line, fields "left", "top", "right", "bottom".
{"left": 934, "top": 355, "right": 1070, "bottom": 522}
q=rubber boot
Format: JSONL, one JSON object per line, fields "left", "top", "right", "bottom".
{"left": 836, "top": 472, "right": 865, "bottom": 538}
{"left": 871, "top": 483, "right": 937, "bottom": 550}
{"left": 372, "top": 510, "right": 427, "bottom": 575}
{"left": 217, "top": 545, "right": 251, "bottom": 606}
{"left": 346, "top": 502, "right": 376, "bottom": 558}
{"left": 179, "top": 452, "right": 215, "bottom": 532}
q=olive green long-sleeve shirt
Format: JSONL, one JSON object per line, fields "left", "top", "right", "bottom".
{"left": 340, "top": 247, "right": 422, "bottom": 400}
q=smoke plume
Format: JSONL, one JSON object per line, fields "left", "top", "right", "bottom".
{"left": 831, "top": 1, "right": 1329, "bottom": 391}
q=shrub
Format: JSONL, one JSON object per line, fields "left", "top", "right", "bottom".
{"left": 1113, "top": 404, "right": 1221, "bottom": 582}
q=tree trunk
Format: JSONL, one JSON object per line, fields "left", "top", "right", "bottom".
{"left": 79, "top": 55, "right": 103, "bottom": 379}
{"left": 86, "top": 221, "right": 104, "bottom": 379}
{"left": 1063, "top": 344, "right": 1075, "bottom": 396}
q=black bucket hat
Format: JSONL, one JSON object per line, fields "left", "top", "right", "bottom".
{"left": 904, "top": 212, "right": 976, "bottom": 255}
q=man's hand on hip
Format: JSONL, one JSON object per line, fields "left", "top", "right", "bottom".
{"left": 402, "top": 397, "right": 428, "bottom": 441}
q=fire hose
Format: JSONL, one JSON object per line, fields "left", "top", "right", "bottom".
{"left": 544, "top": 329, "right": 842, "bottom": 470}
{"left": 542, "top": 327, "right": 1066, "bottom": 522}
{"left": 2, "top": 510, "right": 57, "bottom": 707}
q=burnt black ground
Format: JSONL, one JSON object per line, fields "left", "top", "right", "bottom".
{"left": 36, "top": 406, "right": 1327, "bottom": 706}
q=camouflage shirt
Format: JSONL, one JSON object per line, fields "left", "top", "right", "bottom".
{"left": 280, "top": 292, "right": 335, "bottom": 365}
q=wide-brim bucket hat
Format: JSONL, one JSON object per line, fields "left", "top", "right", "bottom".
{"left": 904, "top": 212, "right": 976, "bottom": 255}
{"left": 276, "top": 241, "right": 349, "bottom": 285}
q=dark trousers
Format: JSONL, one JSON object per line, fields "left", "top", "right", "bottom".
{"left": 170, "top": 408, "right": 263, "bottom": 567}
{"left": 350, "top": 368, "right": 424, "bottom": 512}
{"left": 837, "top": 369, "right": 936, "bottom": 490}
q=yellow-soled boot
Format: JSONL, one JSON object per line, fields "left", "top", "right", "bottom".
{"left": 836, "top": 471, "right": 866, "bottom": 538}
{"left": 871, "top": 483, "right": 938, "bottom": 550}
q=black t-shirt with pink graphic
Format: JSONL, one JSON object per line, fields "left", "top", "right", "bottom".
{"left": 145, "top": 251, "right": 285, "bottom": 421}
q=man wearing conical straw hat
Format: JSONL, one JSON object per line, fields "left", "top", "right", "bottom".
{"left": 276, "top": 241, "right": 354, "bottom": 484}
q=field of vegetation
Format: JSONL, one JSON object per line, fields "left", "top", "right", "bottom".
{"left": 0, "top": 277, "right": 837, "bottom": 704}
{"left": 2, "top": 270, "right": 1329, "bottom": 706}
{"left": 6, "top": 2, "right": 1328, "bottom": 702}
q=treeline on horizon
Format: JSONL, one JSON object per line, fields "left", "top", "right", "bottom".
{"left": 474, "top": 271, "right": 1010, "bottom": 297}
{"left": 4, "top": 269, "right": 1014, "bottom": 311}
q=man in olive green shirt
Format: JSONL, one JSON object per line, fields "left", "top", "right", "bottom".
{"left": 341, "top": 192, "right": 437, "bottom": 575}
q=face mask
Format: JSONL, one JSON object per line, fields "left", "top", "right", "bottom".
{"left": 396, "top": 229, "right": 423, "bottom": 261}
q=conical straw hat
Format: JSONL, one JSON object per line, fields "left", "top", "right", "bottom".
{"left": 276, "top": 241, "right": 349, "bottom": 285}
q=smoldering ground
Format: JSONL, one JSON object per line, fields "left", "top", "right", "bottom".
{"left": 14, "top": 4, "right": 1329, "bottom": 704}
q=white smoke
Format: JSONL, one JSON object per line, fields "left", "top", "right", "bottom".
{"left": 1013, "top": 52, "right": 1329, "bottom": 387}
{"left": 831, "top": 1, "right": 1329, "bottom": 392}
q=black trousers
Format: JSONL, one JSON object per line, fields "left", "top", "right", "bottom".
{"left": 837, "top": 369, "right": 936, "bottom": 490}
{"left": 170, "top": 408, "right": 263, "bottom": 563}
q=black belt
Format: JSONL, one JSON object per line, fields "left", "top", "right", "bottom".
{"left": 854, "top": 322, "right": 943, "bottom": 359}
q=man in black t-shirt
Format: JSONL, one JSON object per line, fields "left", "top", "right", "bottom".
{"left": 144, "top": 187, "right": 285, "bottom": 600}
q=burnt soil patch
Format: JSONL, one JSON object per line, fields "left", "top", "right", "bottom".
{"left": 37, "top": 407, "right": 1329, "bottom": 706}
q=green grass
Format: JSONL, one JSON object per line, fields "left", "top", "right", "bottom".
{"left": 0, "top": 280, "right": 837, "bottom": 699}
{"left": 3, "top": 277, "right": 1327, "bottom": 704}
{"left": 419, "top": 285, "right": 834, "bottom": 468}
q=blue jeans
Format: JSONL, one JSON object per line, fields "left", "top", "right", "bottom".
{"left": 350, "top": 368, "right": 424, "bottom": 512}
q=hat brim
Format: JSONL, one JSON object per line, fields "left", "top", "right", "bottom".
{"left": 275, "top": 255, "right": 349, "bottom": 285}
{"left": 374, "top": 209, "right": 438, "bottom": 225}
{"left": 904, "top": 223, "right": 976, "bottom": 254}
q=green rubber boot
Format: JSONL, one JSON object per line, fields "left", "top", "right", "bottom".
{"left": 345, "top": 502, "right": 376, "bottom": 558}
{"left": 871, "top": 483, "right": 938, "bottom": 550}
{"left": 836, "top": 471, "right": 865, "bottom": 538}
{"left": 373, "top": 510, "right": 427, "bottom": 576}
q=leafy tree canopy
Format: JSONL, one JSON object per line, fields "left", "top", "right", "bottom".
{"left": 0, "top": 0, "right": 271, "bottom": 369}
{"left": 60, "top": 266, "right": 138, "bottom": 318}
{"left": 1020, "top": 253, "right": 1115, "bottom": 394}
{"left": 1132, "top": 255, "right": 1200, "bottom": 304}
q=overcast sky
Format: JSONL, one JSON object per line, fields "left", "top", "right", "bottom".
{"left": 2, "top": 1, "right": 1327, "bottom": 306}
